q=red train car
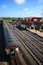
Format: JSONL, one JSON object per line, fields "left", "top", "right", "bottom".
{"left": 21, "top": 20, "right": 32, "bottom": 27}
{"left": 34, "top": 21, "right": 43, "bottom": 26}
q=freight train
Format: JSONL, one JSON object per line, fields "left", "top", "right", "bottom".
{"left": 3, "top": 22, "right": 19, "bottom": 56}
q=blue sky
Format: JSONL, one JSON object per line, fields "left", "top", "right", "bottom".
{"left": 0, "top": 0, "right": 43, "bottom": 17}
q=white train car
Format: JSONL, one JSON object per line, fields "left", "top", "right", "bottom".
{"left": 17, "top": 20, "right": 21, "bottom": 27}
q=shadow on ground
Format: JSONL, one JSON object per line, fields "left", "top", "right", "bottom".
{"left": 16, "top": 26, "right": 27, "bottom": 31}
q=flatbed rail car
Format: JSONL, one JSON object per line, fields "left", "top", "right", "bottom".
{"left": 3, "top": 23, "right": 19, "bottom": 56}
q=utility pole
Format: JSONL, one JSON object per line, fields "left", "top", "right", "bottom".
{"left": 41, "top": 9, "right": 43, "bottom": 18}
{"left": 19, "top": 8, "right": 21, "bottom": 18}
{"left": 39, "top": 9, "right": 43, "bottom": 31}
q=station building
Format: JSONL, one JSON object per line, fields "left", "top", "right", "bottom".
{"left": 22, "top": 17, "right": 43, "bottom": 30}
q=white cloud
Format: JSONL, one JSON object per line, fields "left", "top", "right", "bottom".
{"left": 2, "top": 5, "right": 7, "bottom": 9}
{"left": 24, "top": 8, "right": 29, "bottom": 14}
{"left": 14, "top": 0, "right": 26, "bottom": 4}
{"left": 38, "top": 0, "right": 43, "bottom": 3}
{"left": 0, "top": 14, "right": 3, "bottom": 17}
{"left": 23, "top": 8, "right": 30, "bottom": 16}
{"left": 24, "top": 8, "right": 28, "bottom": 11}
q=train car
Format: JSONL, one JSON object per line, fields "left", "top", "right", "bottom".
{"left": 16, "top": 20, "right": 21, "bottom": 27}
{"left": 4, "top": 24, "right": 19, "bottom": 56}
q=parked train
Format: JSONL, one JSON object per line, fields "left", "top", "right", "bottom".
{"left": 3, "top": 23, "right": 19, "bottom": 56}
{"left": 16, "top": 20, "right": 21, "bottom": 27}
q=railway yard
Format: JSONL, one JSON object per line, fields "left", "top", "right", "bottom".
{"left": 0, "top": 19, "right": 43, "bottom": 65}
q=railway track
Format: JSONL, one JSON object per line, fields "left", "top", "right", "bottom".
{"left": 14, "top": 27, "right": 43, "bottom": 52}
{"left": 10, "top": 55, "right": 20, "bottom": 65}
{"left": 26, "top": 29, "right": 43, "bottom": 42}
{"left": 13, "top": 27, "right": 43, "bottom": 64}
{"left": 9, "top": 53, "right": 27, "bottom": 65}
{"left": 3, "top": 20, "right": 27, "bottom": 65}
{"left": 20, "top": 30, "right": 43, "bottom": 52}
{"left": 22, "top": 31, "right": 43, "bottom": 52}
{"left": 24, "top": 30, "right": 43, "bottom": 45}
{"left": 4, "top": 20, "right": 43, "bottom": 65}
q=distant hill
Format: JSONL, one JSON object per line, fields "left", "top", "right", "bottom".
{"left": 1, "top": 17, "right": 23, "bottom": 21}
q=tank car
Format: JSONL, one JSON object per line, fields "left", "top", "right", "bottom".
{"left": 4, "top": 24, "right": 19, "bottom": 56}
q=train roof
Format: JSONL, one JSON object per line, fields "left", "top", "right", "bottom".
{"left": 4, "top": 25, "right": 19, "bottom": 49}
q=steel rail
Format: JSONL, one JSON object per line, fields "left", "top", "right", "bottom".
{"left": 14, "top": 27, "right": 43, "bottom": 53}
{"left": 21, "top": 30, "right": 43, "bottom": 53}
{"left": 3, "top": 21, "right": 27, "bottom": 65}
{"left": 26, "top": 29, "right": 43, "bottom": 42}
{"left": 12, "top": 27, "right": 41, "bottom": 64}
{"left": 14, "top": 28, "right": 43, "bottom": 62}
{"left": 5, "top": 21, "right": 42, "bottom": 65}
{"left": 25, "top": 29, "right": 43, "bottom": 45}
